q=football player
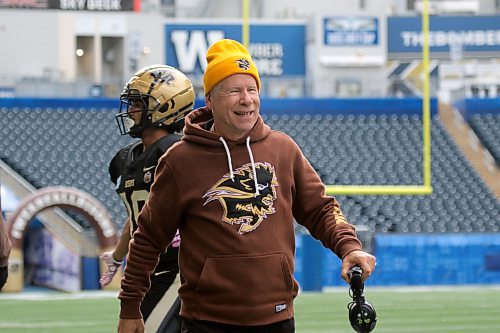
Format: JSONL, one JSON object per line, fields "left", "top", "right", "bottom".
{"left": 0, "top": 194, "right": 11, "bottom": 290}
{"left": 100, "top": 64, "right": 195, "bottom": 333}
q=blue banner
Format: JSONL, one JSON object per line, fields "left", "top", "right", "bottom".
{"left": 324, "top": 16, "right": 378, "bottom": 46}
{"left": 296, "top": 233, "right": 500, "bottom": 289}
{"left": 388, "top": 16, "right": 500, "bottom": 54}
{"left": 164, "top": 23, "right": 305, "bottom": 77}
{"left": 372, "top": 234, "right": 500, "bottom": 286}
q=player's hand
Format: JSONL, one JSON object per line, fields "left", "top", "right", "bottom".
{"left": 341, "top": 250, "right": 376, "bottom": 283}
{"left": 99, "top": 251, "right": 123, "bottom": 287}
{"left": 117, "top": 318, "right": 144, "bottom": 333}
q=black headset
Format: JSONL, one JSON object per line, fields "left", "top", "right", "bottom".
{"left": 347, "top": 266, "right": 377, "bottom": 333}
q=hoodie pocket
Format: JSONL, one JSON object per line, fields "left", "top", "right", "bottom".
{"left": 196, "top": 253, "right": 295, "bottom": 307}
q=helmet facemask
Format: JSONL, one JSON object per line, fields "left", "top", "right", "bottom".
{"left": 116, "top": 88, "right": 159, "bottom": 138}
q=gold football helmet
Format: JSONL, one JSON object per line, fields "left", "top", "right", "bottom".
{"left": 116, "top": 64, "right": 195, "bottom": 138}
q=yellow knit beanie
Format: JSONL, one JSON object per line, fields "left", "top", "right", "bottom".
{"left": 203, "top": 39, "right": 260, "bottom": 96}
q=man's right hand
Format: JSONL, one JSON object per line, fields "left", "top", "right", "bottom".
{"left": 118, "top": 318, "right": 144, "bottom": 333}
{"left": 99, "top": 251, "right": 123, "bottom": 287}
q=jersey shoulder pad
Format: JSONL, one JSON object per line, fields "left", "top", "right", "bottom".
{"left": 109, "top": 141, "right": 142, "bottom": 184}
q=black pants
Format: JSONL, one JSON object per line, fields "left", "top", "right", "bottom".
{"left": 141, "top": 270, "right": 178, "bottom": 320}
{"left": 181, "top": 318, "right": 295, "bottom": 333}
{"left": 0, "top": 266, "right": 8, "bottom": 290}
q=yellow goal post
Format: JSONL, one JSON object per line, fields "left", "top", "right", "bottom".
{"left": 242, "top": 0, "right": 432, "bottom": 196}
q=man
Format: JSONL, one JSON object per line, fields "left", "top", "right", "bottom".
{"left": 118, "top": 39, "right": 376, "bottom": 333}
{"left": 0, "top": 194, "right": 11, "bottom": 290}
{"left": 100, "top": 64, "right": 194, "bottom": 332}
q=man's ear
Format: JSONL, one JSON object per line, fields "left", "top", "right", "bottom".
{"left": 205, "top": 93, "right": 212, "bottom": 110}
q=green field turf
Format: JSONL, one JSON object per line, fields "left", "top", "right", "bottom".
{"left": 0, "top": 286, "right": 499, "bottom": 332}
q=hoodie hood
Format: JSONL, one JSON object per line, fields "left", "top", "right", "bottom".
{"left": 183, "top": 106, "right": 271, "bottom": 147}
{"left": 183, "top": 106, "right": 271, "bottom": 196}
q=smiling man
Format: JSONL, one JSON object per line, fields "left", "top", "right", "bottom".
{"left": 118, "top": 39, "right": 376, "bottom": 333}
{"left": 203, "top": 40, "right": 261, "bottom": 141}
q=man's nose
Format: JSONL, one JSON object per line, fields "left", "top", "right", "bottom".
{"left": 240, "top": 90, "right": 253, "bottom": 104}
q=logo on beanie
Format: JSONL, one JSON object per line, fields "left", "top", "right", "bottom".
{"left": 235, "top": 59, "right": 251, "bottom": 70}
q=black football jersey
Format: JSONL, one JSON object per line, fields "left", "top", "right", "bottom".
{"left": 109, "top": 134, "right": 181, "bottom": 273}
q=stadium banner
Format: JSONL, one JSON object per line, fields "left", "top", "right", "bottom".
{"left": 164, "top": 22, "right": 306, "bottom": 77}
{"left": 0, "top": 0, "right": 137, "bottom": 11}
{"left": 296, "top": 233, "right": 500, "bottom": 289}
{"left": 24, "top": 224, "right": 81, "bottom": 292}
{"left": 0, "top": 87, "right": 15, "bottom": 98}
{"left": 372, "top": 234, "right": 500, "bottom": 285}
{"left": 323, "top": 16, "right": 379, "bottom": 46}
{"left": 388, "top": 15, "right": 500, "bottom": 55}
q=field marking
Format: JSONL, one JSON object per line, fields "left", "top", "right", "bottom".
{"left": 3, "top": 285, "right": 499, "bottom": 301}
{"left": 321, "top": 284, "right": 500, "bottom": 293}
{"left": 0, "top": 321, "right": 105, "bottom": 329}
{"left": 0, "top": 290, "right": 118, "bottom": 301}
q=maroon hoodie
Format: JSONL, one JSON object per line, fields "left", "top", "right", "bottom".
{"left": 119, "top": 107, "right": 362, "bottom": 325}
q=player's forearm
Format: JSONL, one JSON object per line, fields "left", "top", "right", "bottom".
{"left": 113, "top": 220, "right": 132, "bottom": 261}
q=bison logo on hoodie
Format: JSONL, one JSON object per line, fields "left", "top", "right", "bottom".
{"left": 203, "top": 162, "right": 278, "bottom": 234}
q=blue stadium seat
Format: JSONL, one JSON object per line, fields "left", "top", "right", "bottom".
{"left": 262, "top": 113, "right": 500, "bottom": 233}
{"left": 1, "top": 108, "right": 499, "bottom": 233}
{"left": 0, "top": 107, "right": 134, "bottom": 227}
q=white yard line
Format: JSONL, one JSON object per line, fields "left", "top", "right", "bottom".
{"left": 0, "top": 290, "right": 118, "bottom": 301}
{"left": 321, "top": 284, "right": 500, "bottom": 293}
{"left": 0, "top": 321, "right": 103, "bottom": 328}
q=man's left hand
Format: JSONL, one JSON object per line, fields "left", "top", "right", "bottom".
{"left": 341, "top": 250, "right": 376, "bottom": 283}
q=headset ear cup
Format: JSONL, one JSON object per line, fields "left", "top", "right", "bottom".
{"left": 349, "top": 303, "right": 364, "bottom": 333}
{"left": 348, "top": 302, "right": 360, "bottom": 330}
{"left": 348, "top": 301, "right": 377, "bottom": 333}
{"left": 361, "top": 302, "right": 377, "bottom": 332}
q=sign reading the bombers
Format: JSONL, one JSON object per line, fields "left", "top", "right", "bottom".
{"left": 164, "top": 22, "right": 306, "bottom": 77}
{"left": 388, "top": 15, "right": 500, "bottom": 55}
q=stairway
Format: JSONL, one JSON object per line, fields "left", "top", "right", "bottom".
{"left": 439, "top": 103, "right": 500, "bottom": 198}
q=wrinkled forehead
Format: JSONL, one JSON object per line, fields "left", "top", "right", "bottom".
{"left": 220, "top": 73, "right": 258, "bottom": 88}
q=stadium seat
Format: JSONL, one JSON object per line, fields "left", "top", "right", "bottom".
{"left": 0, "top": 107, "right": 134, "bottom": 227}
{"left": 1, "top": 108, "right": 499, "bottom": 233}
{"left": 262, "top": 113, "right": 500, "bottom": 233}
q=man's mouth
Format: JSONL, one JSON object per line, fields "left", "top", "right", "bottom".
{"left": 235, "top": 111, "right": 253, "bottom": 117}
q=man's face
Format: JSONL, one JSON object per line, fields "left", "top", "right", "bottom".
{"left": 206, "top": 74, "right": 260, "bottom": 141}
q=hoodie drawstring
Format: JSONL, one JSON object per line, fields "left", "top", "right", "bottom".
{"left": 219, "top": 137, "right": 235, "bottom": 181}
{"left": 218, "top": 136, "right": 260, "bottom": 196}
{"left": 246, "top": 137, "right": 260, "bottom": 196}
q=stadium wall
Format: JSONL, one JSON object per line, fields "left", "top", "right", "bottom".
{"left": 297, "top": 233, "right": 500, "bottom": 290}
{"left": 0, "top": 97, "right": 438, "bottom": 116}
{"left": 454, "top": 97, "right": 500, "bottom": 119}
